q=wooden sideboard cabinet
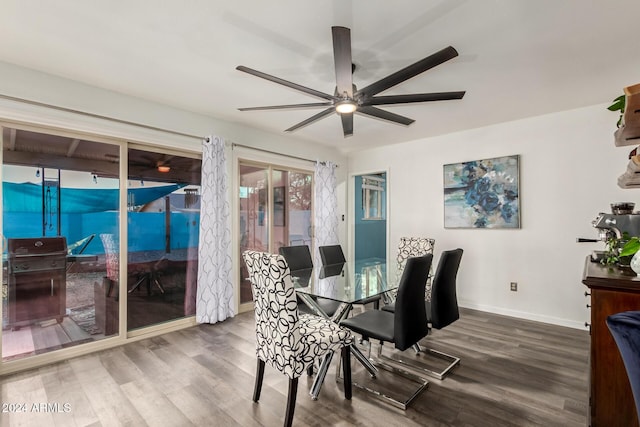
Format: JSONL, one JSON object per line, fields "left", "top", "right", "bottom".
{"left": 583, "top": 258, "right": 640, "bottom": 427}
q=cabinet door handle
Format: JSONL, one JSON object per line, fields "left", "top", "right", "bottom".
{"left": 584, "top": 291, "right": 591, "bottom": 297}
{"left": 586, "top": 304, "right": 591, "bottom": 308}
{"left": 51, "top": 279, "right": 54, "bottom": 296}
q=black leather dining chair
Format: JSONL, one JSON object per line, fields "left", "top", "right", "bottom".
{"left": 318, "top": 244, "right": 347, "bottom": 265}
{"left": 607, "top": 310, "right": 640, "bottom": 423}
{"left": 382, "top": 248, "right": 464, "bottom": 379}
{"left": 279, "top": 244, "right": 314, "bottom": 271}
{"left": 340, "top": 254, "right": 432, "bottom": 409}
{"left": 279, "top": 245, "right": 343, "bottom": 318}
{"left": 319, "top": 244, "right": 382, "bottom": 309}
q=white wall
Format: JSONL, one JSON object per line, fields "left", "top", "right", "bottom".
{"left": 348, "top": 104, "right": 632, "bottom": 329}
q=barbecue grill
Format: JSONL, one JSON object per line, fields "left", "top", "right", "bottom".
{"left": 7, "top": 237, "right": 67, "bottom": 329}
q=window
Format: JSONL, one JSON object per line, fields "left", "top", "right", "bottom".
{"left": 362, "top": 174, "right": 385, "bottom": 220}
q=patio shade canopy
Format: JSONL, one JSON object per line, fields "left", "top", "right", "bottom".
{"left": 3, "top": 182, "right": 183, "bottom": 213}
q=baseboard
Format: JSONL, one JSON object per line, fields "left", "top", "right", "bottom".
{"left": 459, "top": 301, "right": 588, "bottom": 330}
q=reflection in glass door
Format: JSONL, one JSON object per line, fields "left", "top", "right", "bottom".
{"left": 126, "top": 147, "right": 201, "bottom": 331}
{"left": 239, "top": 164, "right": 269, "bottom": 304}
{"left": 1, "top": 127, "right": 120, "bottom": 362}
{"left": 238, "top": 163, "right": 313, "bottom": 305}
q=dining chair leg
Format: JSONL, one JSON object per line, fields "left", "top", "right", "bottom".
{"left": 284, "top": 378, "right": 298, "bottom": 427}
{"left": 253, "top": 358, "right": 265, "bottom": 402}
{"left": 342, "top": 346, "right": 352, "bottom": 400}
{"left": 310, "top": 351, "right": 334, "bottom": 400}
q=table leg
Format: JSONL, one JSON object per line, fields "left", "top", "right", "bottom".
{"left": 350, "top": 343, "right": 378, "bottom": 377}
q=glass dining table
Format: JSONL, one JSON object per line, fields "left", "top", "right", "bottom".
{"left": 291, "top": 258, "right": 400, "bottom": 400}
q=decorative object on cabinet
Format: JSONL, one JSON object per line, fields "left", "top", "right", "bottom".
{"left": 613, "top": 83, "right": 640, "bottom": 188}
{"left": 443, "top": 154, "right": 520, "bottom": 229}
{"left": 619, "top": 236, "right": 640, "bottom": 275}
{"left": 617, "top": 155, "right": 640, "bottom": 188}
{"left": 608, "top": 94, "right": 626, "bottom": 128}
{"left": 614, "top": 83, "right": 640, "bottom": 146}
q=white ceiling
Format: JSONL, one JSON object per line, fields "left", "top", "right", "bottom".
{"left": 1, "top": 1, "right": 639, "bottom": 153}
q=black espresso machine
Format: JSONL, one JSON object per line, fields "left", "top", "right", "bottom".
{"left": 578, "top": 202, "right": 640, "bottom": 262}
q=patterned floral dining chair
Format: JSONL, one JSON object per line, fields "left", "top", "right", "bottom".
{"left": 396, "top": 237, "right": 435, "bottom": 300}
{"left": 99, "top": 233, "right": 119, "bottom": 297}
{"left": 242, "top": 250, "right": 353, "bottom": 427}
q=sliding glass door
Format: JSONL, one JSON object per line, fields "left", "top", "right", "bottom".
{"left": 126, "top": 147, "right": 201, "bottom": 330}
{"left": 1, "top": 124, "right": 202, "bottom": 363}
{"left": 238, "top": 162, "right": 313, "bottom": 305}
{"left": 1, "top": 126, "right": 121, "bottom": 361}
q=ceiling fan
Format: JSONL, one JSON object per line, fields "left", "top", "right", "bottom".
{"left": 236, "top": 26, "right": 465, "bottom": 138}
{"left": 132, "top": 154, "right": 175, "bottom": 173}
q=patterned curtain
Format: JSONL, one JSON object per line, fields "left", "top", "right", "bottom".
{"left": 196, "top": 135, "right": 234, "bottom": 323}
{"left": 313, "top": 161, "right": 339, "bottom": 266}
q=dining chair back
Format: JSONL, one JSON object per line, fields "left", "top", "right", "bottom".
{"left": 417, "top": 248, "right": 464, "bottom": 379}
{"left": 319, "top": 244, "right": 346, "bottom": 265}
{"left": 279, "top": 244, "right": 341, "bottom": 318}
{"left": 395, "top": 237, "right": 435, "bottom": 302}
{"left": 319, "top": 244, "right": 382, "bottom": 309}
{"left": 99, "top": 233, "right": 119, "bottom": 297}
{"left": 430, "top": 248, "right": 464, "bottom": 330}
{"left": 278, "top": 245, "right": 313, "bottom": 271}
{"left": 396, "top": 237, "right": 435, "bottom": 273}
{"left": 607, "top": 310, "right": 640, "bottom": 423}
{"left": 242, "top": 250, "right": 353, "bottom": 427}
{"left": 393, "top": 255, "right": 432, "bottom": 351}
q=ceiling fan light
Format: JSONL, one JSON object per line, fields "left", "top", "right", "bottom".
{"left": 157, "top": 165, "right": 171, "bottom": 173}
{"left": 335, "top": 100, "right": 356, "bottom": 114}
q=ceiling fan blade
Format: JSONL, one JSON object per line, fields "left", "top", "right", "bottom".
{"left": 236, "top": 66, "right": 335, "bottom": 101}
{"left": 340, "top": 112, "right": 353, "bottom": 137}
{"left": 356, "top": 46, "right": 459, "bottom": 98}
{"left": 357, "top": 106, "right": 414, "bottom": 126}
{"left": 285, "top": 107, "right": 335, "bottom": 132}
{"left": 364, "top": 91, "right": 466, "bottom": 106}
{"left": 332, "top": 26, "right": 353, "bottom": 98}
{"left": 239, "top": 102, "right": 332, "bottom": 111}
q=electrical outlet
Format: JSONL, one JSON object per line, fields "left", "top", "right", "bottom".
{"left": 510, "top": 282, "right": 518, "bottom": 292}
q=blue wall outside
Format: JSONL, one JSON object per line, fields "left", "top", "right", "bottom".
{"left": 3, "top": 211, "right": 200, "bottom": 254}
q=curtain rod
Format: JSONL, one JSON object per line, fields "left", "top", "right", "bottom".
{"left": 232, "top": 143, "right": 337, "bottom": 167}
{"left": 0, "top": 93, "right": 336, "bottom": 166}
{"left": 0, "top": 93, "right": 206, "bottom": 141}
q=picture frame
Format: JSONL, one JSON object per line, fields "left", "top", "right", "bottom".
{"left": 443, "top": 154, "right": 520, "bottom": 229}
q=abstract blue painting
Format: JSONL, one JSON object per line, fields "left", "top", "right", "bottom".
{"left": 443, "top": 155, "right": 520, "bottom": 229}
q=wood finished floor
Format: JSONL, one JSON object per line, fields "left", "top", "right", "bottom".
{"left": 0, "top": 308, "right": 589, "bottom": 426}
